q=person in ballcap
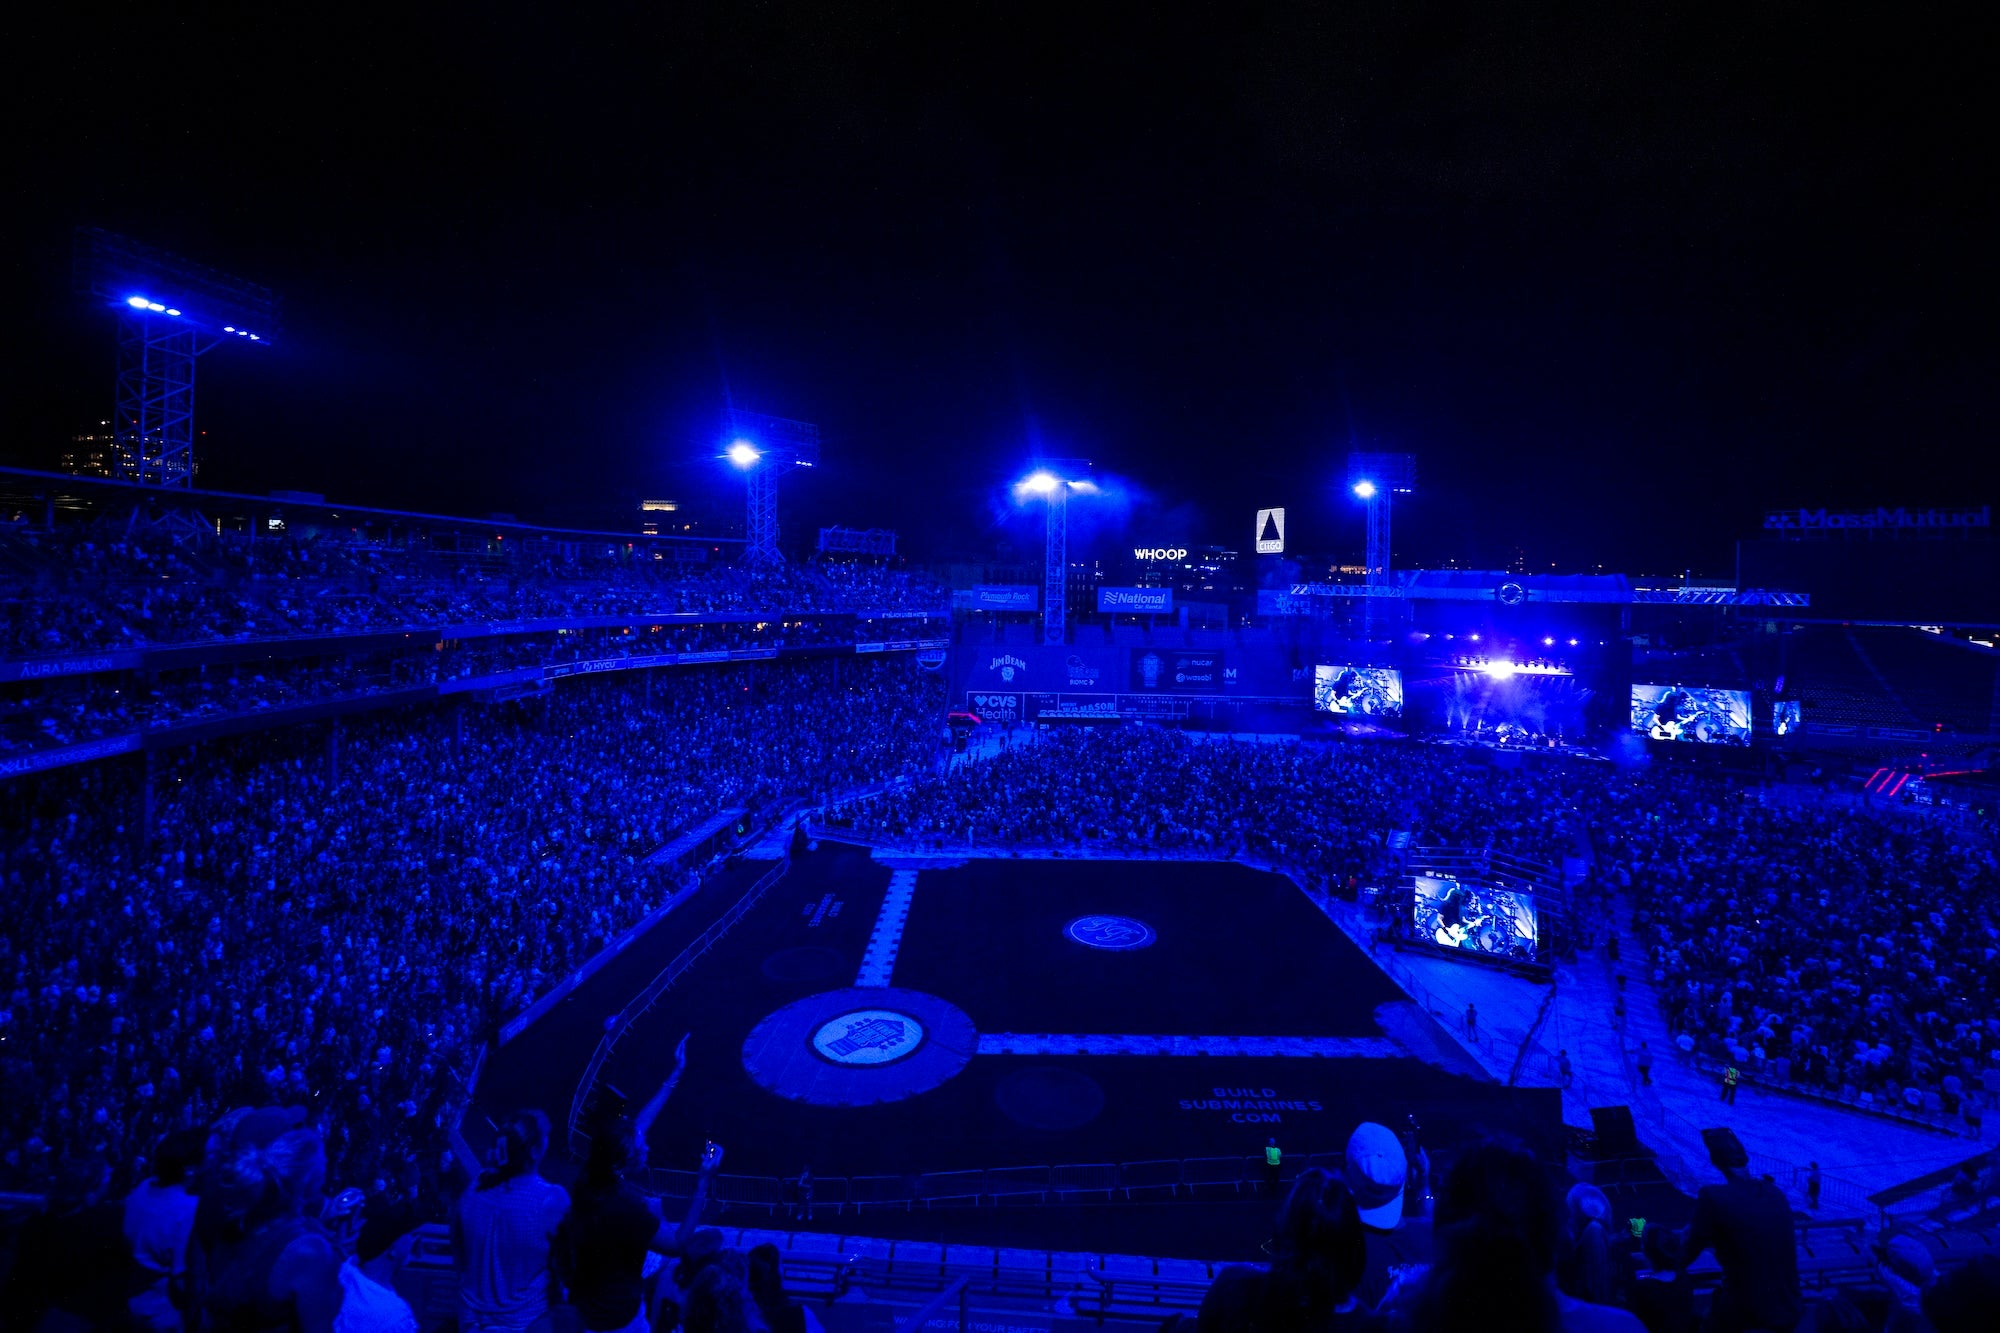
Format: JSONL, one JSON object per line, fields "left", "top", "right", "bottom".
{"left": 1343, "top": 1122, "right": 1432, "bottom": 1309}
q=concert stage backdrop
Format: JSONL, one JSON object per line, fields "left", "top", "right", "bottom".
{"left": 1629, "top": 684, "right": 1753, "bottom": 744}
{"left": 1313, "top": 665, "right": 1404, "bottom": 717}
{"left": 1412, "top": 875, "right": 1539, "bottom": 962}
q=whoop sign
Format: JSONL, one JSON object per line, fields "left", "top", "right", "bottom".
{"left": 1132, "top": 547, "right": 1188, "bottom": 561}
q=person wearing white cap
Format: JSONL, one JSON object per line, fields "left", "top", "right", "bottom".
{"left": 1343, "top": 1121, "right": 1433, "bottom": 1309}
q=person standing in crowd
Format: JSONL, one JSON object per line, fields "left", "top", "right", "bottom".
{"left": 747, "top": 1244, "right": 822, "bottom": 1333}
{"left": 1558, "top": 1184, "right": 1618, "bottom": 1308}
{"left": 1391, "top": 1140, "right": 1643, "bottom": 1333}
{"left": 1806, "top": 1162, "right": 1822, "bottom": 1212}
{"left": 1464, "top": 1004, "right": 1478, "bottom": 1041}
{"left": 1197, "top": 1168, "right": 1377, "bottom": 1330}
{"left": 1343, "top": 1122, "right": 1432, "bottom": 1310}
{"left": 1651, "top": 1131, "right": 1800, "bottom": 1333}
{"left": 455, "top": 1109, "right": 570, "bottom": 1333}
{"left": 1266, "top": 1138, "right": 1284, "bottom": 1197}
{"left": 558, "top": 1065, "right": 722, "bottom": 1333}
{"left": 125, "top": 1129, "right": 206, "bottom": 1330}
{"left": 1720, "top": 1065, "right": 1740, "bottom": 1105}
{"left": 1558, "top": 1051, "right": 1574, "bottom": 1089}
{"left": 1634, "top": 1041, "right": 1652, "bottom": 1087}
{"left": 199, "top": 1118, "right": 347, "bottom": 1333}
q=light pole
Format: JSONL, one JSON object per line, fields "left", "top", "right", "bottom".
{"left": 722, "top": 412, "right": 820, "bottom": 564}
{"left": 1015, "top": 460, "right": 1094, "bottom": 645}
{"left": 1346, "top": 452, "right": 1415, "bottom": 640}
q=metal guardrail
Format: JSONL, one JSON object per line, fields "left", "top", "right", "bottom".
{"left": 639, "top": 1151, "right": 1352, "bottom": 1214}
{"left": 567, "top": 857, "right": 790, "bottom": 1152}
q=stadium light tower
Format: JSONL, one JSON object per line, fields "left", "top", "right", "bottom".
{"left": 1345, "top": 451, "right": 1416, "bottom": 639}
{"left": 1014, "top": 458, "right": 1094, "bottom": 645}
{"left": 721, "top": 410, "right": 821, "bottom": 563}
{"left": 74, "top": 228, "right": 279, "bottom": 488}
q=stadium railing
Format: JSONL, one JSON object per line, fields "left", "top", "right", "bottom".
{"left": 568, "top": 857, "right": 791, "bottom": 1153}
{"left": 638, "top": 1152, "right": 1326, "bottom": 1213}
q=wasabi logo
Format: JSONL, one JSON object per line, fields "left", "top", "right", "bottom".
{"left": 988, "top": 654, "right": 1027, "bottom": 682}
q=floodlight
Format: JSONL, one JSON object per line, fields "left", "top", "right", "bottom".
{"left": 165, "top": 309, "right": 180, "bottom": 316}
{"left": 127, "top": 295, "right": 149, "bottom": 308}
{"left": 1352, "top": 479, "right": 1377, "bottom": 498}
{"left": 1020, "top": 470, "right": 1060, "bottom": 495}
{"left": 726, "top": 441, "right": 761, "bottom": 468}
{"left": 1485, "top": 661, "right": 1517, "bottom": 680}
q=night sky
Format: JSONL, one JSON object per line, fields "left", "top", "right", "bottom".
{"left": 9, "top": 4, "right": 1995, "bottom": 574}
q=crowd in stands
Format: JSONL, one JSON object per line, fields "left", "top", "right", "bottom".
{"left": 1194, "top": 1120, "right": 1998, "bottom": 1333}
{"left": 0, "top": 656, "right": 945, "bottom": 1201}
{"left": 0, "top": 615, "right": 944, "bottom": 758}
{"left": 0, "top": 523, "right": 948, "bottom": 657}
{"left": 826, "top": 726, "right": 2000, "bottom": 1117}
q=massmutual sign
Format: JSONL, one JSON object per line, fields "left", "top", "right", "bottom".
{"left": 1763, "top": 506, "right": 1990, "bottom": 532}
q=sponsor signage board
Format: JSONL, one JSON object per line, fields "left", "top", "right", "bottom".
{"left": 1763, "top": 505, "right": 1990, "bottom": 532}
{"left": 1130, "top": 649, "right": 1227, "bottom": 692}
{"left": 1255, "top": 507, "right": 1285, "bottom": 553}
{"left": 1097, "top": 586, "right": 1174, "bottom": 614}
{"left": 1132, "top": 547, "right": 1189, "bottom": 561}
{"left": 966, "top": 583, "right": 1039, "bottom": 610}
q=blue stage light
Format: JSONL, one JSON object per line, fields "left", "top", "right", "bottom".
{"left": 1484, "top": 660, "right": 1517, "bottom": 679}
{"left": 1352, "top": 479, "right": 1377, "bottom": 498}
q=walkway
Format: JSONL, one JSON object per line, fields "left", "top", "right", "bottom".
{"left": 1314, "top": 895, "right": 1986, "bottom": 1212}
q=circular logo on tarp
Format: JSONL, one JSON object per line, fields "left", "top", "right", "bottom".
{"left": 811, "top": 1010, "right": 925, "bottom": 1065}
{"left": 1065, "top": 915, "right": 1157, "bottom": 950}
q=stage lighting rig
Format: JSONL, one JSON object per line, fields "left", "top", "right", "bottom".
{"left": 75, "top": 228, "right": 279, "bottom": 488}
{"left": 721, "top": 410, "right": 821, "bottom": 563}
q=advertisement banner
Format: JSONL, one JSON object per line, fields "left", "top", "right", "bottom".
{"left": 1097, "top": 586, "right": 1174, "bottom": 614}
{"left": 1255, "top": 507, "right": 1285, "bottom": 553}
{"left": 1129, "top": 649, "right": 1227, "bottom": 692}
{"left": 965, "top": 584, "right": 1039, "bottom": 611}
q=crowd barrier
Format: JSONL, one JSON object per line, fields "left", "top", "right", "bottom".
{"left": 567, "top": 857, "right": 792, "bottom": 1152}
{"left": 641, "top": 1150, "right": 1349, "bottom": 1214}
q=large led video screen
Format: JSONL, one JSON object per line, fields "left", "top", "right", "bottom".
{"left": 1412, "top": 875, "right": 1538, "bottom": 962}
{"left": 1630, "top": 684, "right": 1752, "bottom": 745}
{"left": 1773, "top": 701, "right": 1803, "bottom": 736}
{"left": 1314, "top": 665, "right": 1404, "bottom": 717}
